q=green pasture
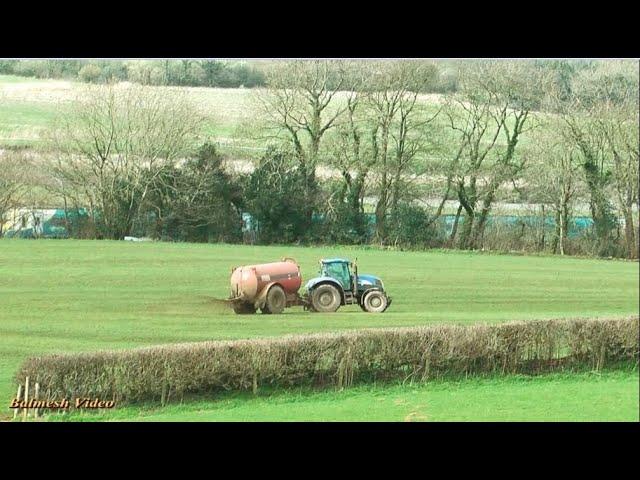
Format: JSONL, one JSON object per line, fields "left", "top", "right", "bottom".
{"left": 0, "top": 240, "right": 637, "bottom": 421}
{"left": 62, "top": 370, "right": 640, "bottom": 422}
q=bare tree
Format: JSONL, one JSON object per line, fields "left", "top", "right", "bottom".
{"left": 559, "top": 109, "right": 617, "bottom": 255}
{"left": 256, "top": 60, "right": 348, "bottom": 227}
{"left": 445, "top": 61, "right": 548, "bottom": 250}
{"left": 322, "top": 61, "right": 442, "bottom": 243}
{"left": 528, "top": 128, "right": 582, "bottom": 255}
{"left": 363, "top": 61, "right": 440, "bottom": 241}
{"left": 598, "top": 103, "right": 639, "bottom": 258}
{"left": 327, "top": 91, "right": 373, "bottom": 237}
{"left": 557, "top": 61, "right": 639, "bottom": 257}
{"left": 49, "top": 83, "right": 202, "bottom": 239}
{"left": 591, "top": 62, "right": 639, "bottom": 258}
{"left": 0, "top": 151, "right": 30, "bottom": 236}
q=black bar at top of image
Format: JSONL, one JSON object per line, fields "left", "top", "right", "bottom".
{"left": 2, "top": 12, "right": 640, "bottom": 60}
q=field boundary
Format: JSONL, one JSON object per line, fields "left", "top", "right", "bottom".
{"left": 15, "top": 316, "right": 639, "bottom": 407}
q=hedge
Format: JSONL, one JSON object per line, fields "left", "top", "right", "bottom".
{"left": 15, "top": 316, "right": 639, "bottom": 405}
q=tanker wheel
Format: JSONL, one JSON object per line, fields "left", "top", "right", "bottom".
{"left": 262, "top": 285, "right": 286, "bottom": 314}
{"left": 362, "top": 291, "right": 388, "bottom": 313}
{"left": 232, "top": 302, "right": 256, "bottom": 314}
{"left": 311, "top": 284, "right": 341, "bottom": 313}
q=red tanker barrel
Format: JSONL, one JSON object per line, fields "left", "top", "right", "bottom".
{"left": 230, "top": 259, "right": 301, "bottom": 302}
{"left": 253, "top": 261, "right": 302, "bottom": 294}
{"left": 230, "top": 266, "right": 258, "bottom": 300}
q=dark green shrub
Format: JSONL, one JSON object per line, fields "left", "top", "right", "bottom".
{"left": 387, "top": 203, "right": 443, "bottom": 248}
{"left": 244, "top": 148, "right": 310, "bottom": 244}
{"left": 78, "top": 64, "right": 102, "bottom": 83}
{"left": 140, "top": 143, "right": 243, "bottom": 243}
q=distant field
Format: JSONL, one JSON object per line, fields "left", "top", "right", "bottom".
{"left": 0, "top": 100, "right": 60, "bottom": 146}
{"left": 0, "top": 75, "right": 258, "bottom": 151}
{"left": 0, "top": 73, "right": 561, "bottom": 208}
{"left": 0, "top": 75, "right": 42, "bottom": 83}
{"left": 0, "top": 74, "right": 452, "bottom": 160}
{"left": 1, "top": 240, "right": 638, "bottom": 421}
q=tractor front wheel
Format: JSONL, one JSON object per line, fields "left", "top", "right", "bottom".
{"left": 262, "top": 285, "right": 286, "bottom": 314}
{"left": 362, "top": 291, "right": 388, "bottom": 313}
{"left": 311, "top": 284, "right": 341, "bottom": 313}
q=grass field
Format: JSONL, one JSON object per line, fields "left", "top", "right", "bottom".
{"left": 0, "top": 100, "right": 61, "bottom": 146}
{"left": 1, "top": 239, "right": 638, "bottom": 421}
{"left": 57, "top": 370, "right": 640, "bottom": 422}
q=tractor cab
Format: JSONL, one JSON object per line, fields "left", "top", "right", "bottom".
{"left": 305, "top": 258, "right": 391, "bottom": 313}
{"left": 319, "top": 258, "right": 353, "bottom": 291}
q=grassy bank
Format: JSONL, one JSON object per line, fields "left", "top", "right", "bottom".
{"left": 46, "top": 369, "right": 639, "bottom": 422}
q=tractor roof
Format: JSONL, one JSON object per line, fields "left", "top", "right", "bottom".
{"left": 321, "top": 258, "right": 351, "bottom": 264}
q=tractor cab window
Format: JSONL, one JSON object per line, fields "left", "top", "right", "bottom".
{"left": 322, "top": 262, "right": 351, "bottom": 290}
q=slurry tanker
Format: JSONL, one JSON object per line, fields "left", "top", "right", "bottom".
{"left": 228, "top": 257, "right": 391, "bottom": 314}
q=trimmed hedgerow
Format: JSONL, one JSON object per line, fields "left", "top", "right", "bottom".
{"left": 15, "top": 316, "right": 639, "bottom": 405}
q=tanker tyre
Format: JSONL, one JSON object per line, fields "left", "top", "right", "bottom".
{"left": 362, "top": 291, "right": 388, "bottom": 313}
{"left": 264, "top": 285, "right": 286, "bottom": 314}
{"left": 233, "top": 302, "right": 256, "bottom": 314}
{"left": 311, "top": 284, "right": 341, "bottom": 313}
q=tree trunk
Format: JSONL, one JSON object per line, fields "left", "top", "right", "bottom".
{"left": 560, "top": 197, "right": 570, "bottom": 256}
{"left": 374, "top": 196, "right": 387, "bottom": 243}
{"left": 375, "top": 124, "right": 390, "bottom": 242}
{"left": 391, "top": 173, "right": 401, "bottom": 217}
{"left": 449, "top": 204, "right": 463, "bottom": 247}
{"left": 622, "top": 205, "right": 637, "bottom": 259}
{"left": 471, "top": 180, "right": 500, "bottom": 249}
{"left": 551, "top": 209, "right": 560, "bottom": 254}
{"left": 349, "top": 172, "right": 367, "bottom": 238}
{"left": 62, "top": 195, "right": 70, "bottom": 236}
{"left": 459, "top": 212, "right": 474, "bottom": 250}
{"left": 538, "top": 204, "right": 546, "bottom": 252}
{"left": 302, "top": 127, "right": 322, "bottom": 233}
{"left": 304, "top": 165, "right": 317, "bottom": 232}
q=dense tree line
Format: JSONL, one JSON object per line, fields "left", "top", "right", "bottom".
{"left": 2, "top": 59, "right": 465, "bottom": 92}
{"left": 0, "top": 59, "right": 600, "bottom": 93}
{"left": 3, "top": 60, "right": 637, "bottom": 259}
{"left": 0, "top": 59, "right": 266, "bottom": 88}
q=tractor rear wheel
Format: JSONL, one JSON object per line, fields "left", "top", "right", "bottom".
{"left": 311, "top": 284, "right": 341, "bottom": 313}
{"left": 262, "top": 285, "right": 286, "bottom": 314}
{"left": 233, "top": 302, "right": 256, "bottom": 314}
{"left": 362, "top": 291, "right": 388, "bottom": 313}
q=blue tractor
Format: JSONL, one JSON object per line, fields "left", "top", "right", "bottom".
{"left": 304, "top": 258, "right": 391, "bottom": 313}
